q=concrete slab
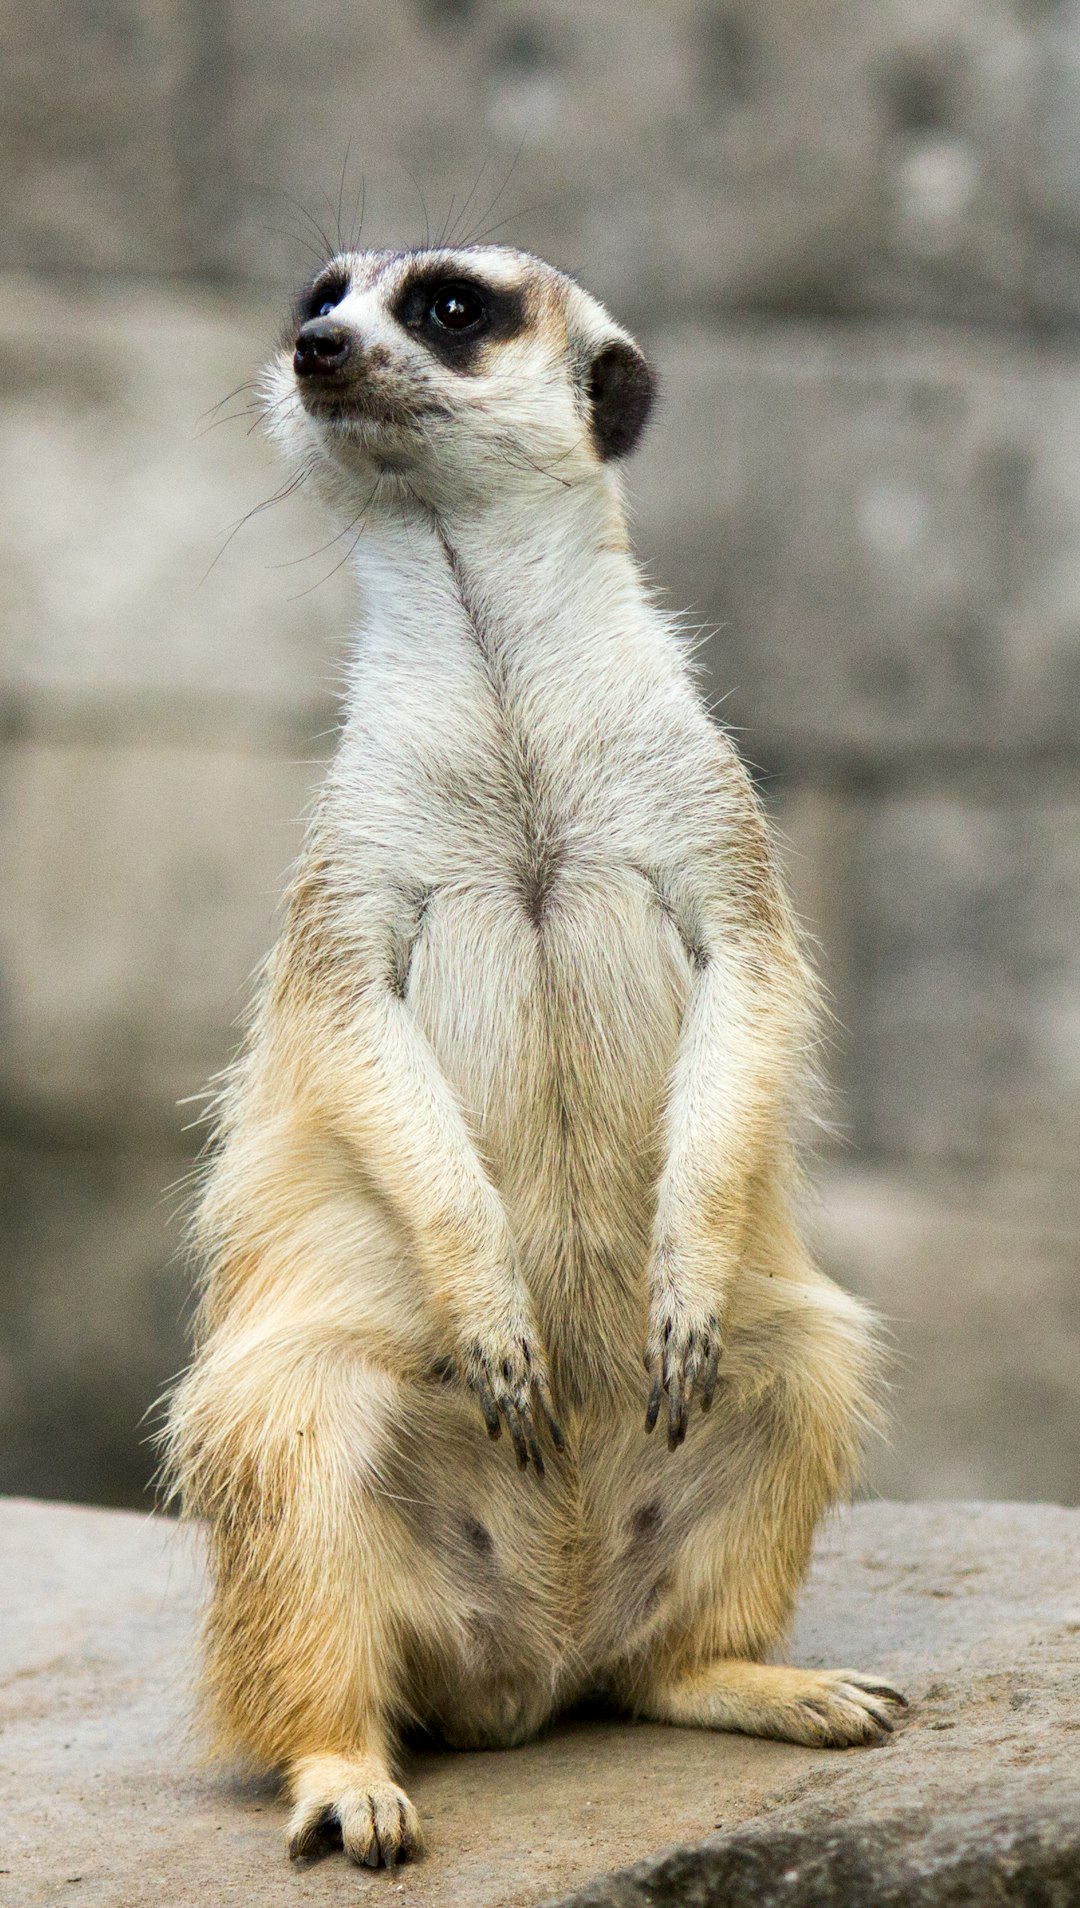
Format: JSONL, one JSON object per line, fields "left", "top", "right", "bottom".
{"left": 1, "top": 1497, "right": 1078, "bottom": 1907}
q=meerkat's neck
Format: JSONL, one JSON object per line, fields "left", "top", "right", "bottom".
{"left": 338, "top": 479, "right": 684, "bottom": 730}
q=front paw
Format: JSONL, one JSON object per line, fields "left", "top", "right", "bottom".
{"left": 644, "top": 1290, "right": 721, "bottom": 1450}
{"left": 288, "top": 1759, "right": 423, "bottom": 1869}
{"left": 459, "top": 1319, "right": 565, "bottom": 1478}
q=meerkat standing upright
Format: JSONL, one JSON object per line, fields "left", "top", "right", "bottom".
{"left": 165, "top": 243, "right": 904, "bottom": 1870}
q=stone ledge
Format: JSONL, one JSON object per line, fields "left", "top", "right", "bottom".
{"left": 551, "top": 1806, "right": 1080, "bottom": 1908}
{"left": 3, "top": 1497, "right": 1078, "bottom": 1907}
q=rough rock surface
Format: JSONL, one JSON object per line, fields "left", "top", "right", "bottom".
{"left": 2, "top": 1497, "right": 1078, "bottom": 1908}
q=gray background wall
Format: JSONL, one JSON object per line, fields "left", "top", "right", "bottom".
{"left": 2, "top": 0, "right": 1078, "bottom": 1509}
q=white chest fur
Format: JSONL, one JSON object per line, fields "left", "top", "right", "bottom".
{"left": 307, "top": 498, "right": 742, "bottom": 1392}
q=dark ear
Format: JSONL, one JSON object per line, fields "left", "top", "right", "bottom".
{"left": 587, "top": 339, "right": 656, "bottom": 461}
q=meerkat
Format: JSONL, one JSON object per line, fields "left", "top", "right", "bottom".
{"left": 164, "top": 242, "right": 905, "bottom": 1871}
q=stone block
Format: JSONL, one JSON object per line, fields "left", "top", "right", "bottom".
{"left": 4, "top": 1497, "right": 1080, "bottom": 1904}
{"left": 1026, "top": 0, "right": 1080, "bottom": 325}
{"left": 0, "top": 277, "right": 352, "bottom": 745}
{"left": 7, "top": 0, "right": 1070, "bottom": 326}
{"left": 0, "top": 0, "right": 205, "bottom": 277}
{"left": 841, "top": 792, "right": 1080, "bottom": 1172}
{"left": 763, "top": 782, "right": 1080, "bottom": 1180}
{"left": 812, "top": 1163, "right": 1080, "bottom": 1502}
{"left": 634, "top": 322, "right": 1080, "bottom": 764}
{"left": 0, "top": 1138, "right": 190, "bottom": 1508}
{"left": 0, "top": 740, "right": 318, "bottom": 1130}
{"left": 215, "top": 0, "right": 877, "bottom": 322}
{"left": 215, "top": 0, "right": 1044, "bottom": 328}
{"left": 183, "top": 0, "right": 1076, "bottom": 330}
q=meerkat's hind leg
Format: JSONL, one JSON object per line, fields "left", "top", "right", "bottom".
{"left": 643, "top": 1659, "right": 907, "bottom": 1749}
{"left": 620, "top": 1261, "right": 906, "bottom": 1752}
{"left": 287, "top": 1751, "right": 424, "bottom": 1869}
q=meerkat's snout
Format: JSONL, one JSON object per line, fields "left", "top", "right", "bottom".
{"left": 293, "top": 317, "right": 352, "bottom": 379}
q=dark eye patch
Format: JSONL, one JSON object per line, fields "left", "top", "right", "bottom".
{"left": 392, "top": 268, "right": 527, "bottom": 373}
{"left": 289, "top": 268, "right": 351, "bottom": 335}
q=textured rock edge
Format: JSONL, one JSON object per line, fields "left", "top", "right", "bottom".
{"left": 546, "top": 1806, "right": 1080, "bottom": 1907}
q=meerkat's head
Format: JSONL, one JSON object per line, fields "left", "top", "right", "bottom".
{"left": 263, "top": 245, "right": 655, "bottom": 516}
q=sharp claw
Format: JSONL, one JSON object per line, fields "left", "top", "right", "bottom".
{"left": 520, "top": 1406, "right": 546, "bottom": 1477}
{"left": 504, "top": 1403, "right": 529, "bottom": 1470}
{"left": 644, "top": 1375, "right": 662, "bottom": 1433}
{"left": 534, "top": 1378, "right": 566, "bottom": 1453}
{"left": 668, "top": 1384, "right": 688, "bottom": 1449}
{"left": 852, "top": 1678, "right": 908, "bottom": 1708}
{"left": 474, "top": 1369, "right": 501, "bottom": 1438}
{"left": 701, "top": 1338, "right": 721, "bottom": 1410}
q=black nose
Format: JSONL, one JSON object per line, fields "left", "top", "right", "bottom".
{"left": 293, "top": 319, "right": 352, "bottom": 378}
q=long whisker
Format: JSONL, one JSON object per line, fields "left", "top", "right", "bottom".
{"left": 434, "top": 189, "right": 459, "bottom": 251}
{"left": 248, "top": 390, "right": 299, "bottom": 438}
{"left": 466, "top": 201, "right": 547, "bottom": 249}
{"left": 197, "top": 405, "right": 263, "bottom": 438}
{"left": 335, "top": 139, "right": 353, "bottom": 255}
{"left": 444, "top": 153, "right": 490, "bottom": 251}
{"left": 200, "top": 469, "right": 310, "bottom": 584}
{"left": 284, "top": 479, "right": 382, "bottom": 599}
{"left": 318, "top": 181, "right": 345, "bottom": 257}
{"left": 499, "top": 442, "right": 574, "bottom": 492}
{"left": 260, "top": 221, "right": 328, "bottom": 270}
{"left": 280, "top": 191, "right": 336, "bottom": 267}
{"left": 456, "top": 137, "right": 527, "bottom": 249}
{"left": 350, "top": 172, "right": 366, "bottom": 253}
{"left": 404, "top": 168, "right": 432, "bottom": 253}
{"left": 198, "top": 381, "right": 260, "bottom": 428}
{"left": 270, "top": 514, "right": 370, "bottom": 570}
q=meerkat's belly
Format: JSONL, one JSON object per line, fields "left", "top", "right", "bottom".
{"left": 405, "top": 858, "right": 692, "bottom": 1396}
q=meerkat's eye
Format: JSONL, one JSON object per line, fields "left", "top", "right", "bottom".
{"left": 301, "top": 275, "right": 348, "bottom": 324}
{"left": 392, "top": 270, "right": 522, "bottom": 367}
{"left": 428, "top": 284, "right": 488, "bottom": 332}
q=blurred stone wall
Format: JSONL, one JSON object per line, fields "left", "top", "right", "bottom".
{"left": 1, "top": 0, "right": 1078, "bottom": 1507}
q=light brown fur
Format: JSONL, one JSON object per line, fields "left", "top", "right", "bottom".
{"left": 163, "top": 243, "right": 904, "bottom": 1870}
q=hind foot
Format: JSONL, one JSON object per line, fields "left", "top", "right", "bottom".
{"left": 287, "top": 1752, "right": 424, "bottom": 1869}
{"left": 642, "top": 1658, "right": 908, "bottom": 1748}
